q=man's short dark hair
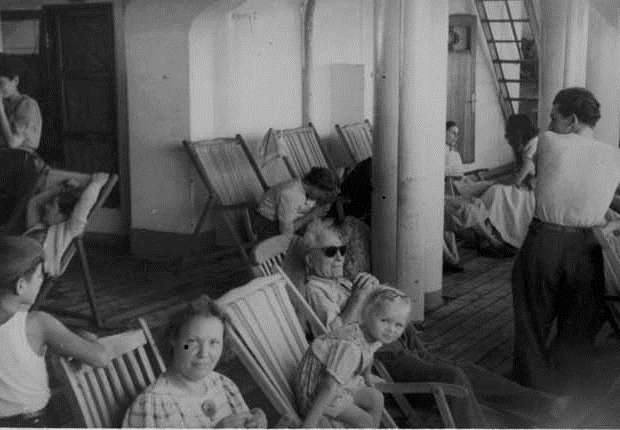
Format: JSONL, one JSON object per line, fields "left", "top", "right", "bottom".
{"left": 446, "top": 121, "right": 457, "bottom": 130}
{"left": 303, "top": 167, "right": 339, "bottom": 193}
{"left": 553, "top": 87, "right": 601, "bottom": 127}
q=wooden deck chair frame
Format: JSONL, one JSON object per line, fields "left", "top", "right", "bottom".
{"left": 593, "top": 221, "right": 620, "bottom": 339}
{"left": 335, "top": 119, "right": 373, "bottom": 165}
{"left": 53, "top": 318, "right": 166, "bottom": 428}
{"left": 251, "top": 234, "right": 293, "bottom": 277}
{"left": 32, "top": 171, "right": 119, "bottom": 329}
{"left": 183, "top": 135, "right": 269, "bottom": 266}
{"left": 219, "top": 273, "right": 467, "bottom": 428}
{"left": 271, "top": 123, "right": 332, "bottom": 178}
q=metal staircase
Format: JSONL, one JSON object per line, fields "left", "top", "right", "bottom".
{"left": 474, "top": 0, "right": 540, "bottom": 122}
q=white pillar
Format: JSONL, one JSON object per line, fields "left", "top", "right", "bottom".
{"left": 371, "top": 0, "right": 400, "bottom": 283}
{"left": 397, "top": 0, "right": 449, "bottom": 319}
{"left": 587, "top": 0, "right": 620, "bottom": 146}
{"left": 538, "top": 0, "right": 589, "bottom": 130}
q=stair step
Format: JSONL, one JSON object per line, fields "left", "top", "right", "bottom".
{"left": 492, "top": 59, "right": 536, "bottom": 64}
{"left": 481, "top": 19, "right": 529, "bottom": 23}
{"left": 499, "top": 79, "right": 537, "bottom": 83}
{"left": 488, "top": 39, "right": 525, "bottom": 43}
{"left": 506, "top": 97, "right": 537, "bottom": 102}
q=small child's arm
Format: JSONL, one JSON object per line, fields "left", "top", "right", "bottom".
{"left": 302, "top": 374, "right": 339, "bottom": 428}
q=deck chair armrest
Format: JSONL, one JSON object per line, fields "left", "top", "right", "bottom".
{"left": 376, "top": 381, "right": 470, "bottom": 399}
{"left": 464, "top": 168, "right": 489, "bottom": 181}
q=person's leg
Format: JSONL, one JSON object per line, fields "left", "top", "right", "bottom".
{"left": 351, "top": 386, "right": 384, "bottom": 427}
{"left": 512, "top": 223, "right": 563, "bottom": 392}
{"left": 554, "top": 230, "right": 605, "bottom": 393}
{"left": 377, "top": 348, "right": 487, "bottom": 428}
{"left": 335, "top": 402, "right": 376, "bottom": 428}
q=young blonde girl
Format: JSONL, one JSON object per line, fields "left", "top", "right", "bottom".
{"left": 294, "top": 285, "right": 411, "bottom": 428}
{"left": 0, "top": 236, "right": 110, "bottom": 427}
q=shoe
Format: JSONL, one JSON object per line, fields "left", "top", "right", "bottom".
{"left": 443, "top": 261, "right": 465, "bottom": 273}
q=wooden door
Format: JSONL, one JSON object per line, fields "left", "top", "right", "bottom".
{"left": 447, "top": 14, "right": 476, "bottom": 164}
{"left": 40, "top": 3, "right": 118, "bottom": 206}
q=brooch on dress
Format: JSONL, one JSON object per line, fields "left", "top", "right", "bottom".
{"left": 201, "top": 399, "right": 216, "bottom": 419}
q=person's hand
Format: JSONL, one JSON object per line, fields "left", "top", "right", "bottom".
{"left": 91, "top": 172, "right": 109, "bottom": 184}
{"left": 244, "top": 408, "right": 267, "bottom": 428}
{"left": 364, "top": 373, "right": 385, "bottom": 388}
{"left": 215, "top": 411, "right": 253, "bottom": 428}
{"left": 352, "top": 272, "right": 379, "bottom": 298}
{"left": 62, "top": 178, "right": 81, "bottom": 189}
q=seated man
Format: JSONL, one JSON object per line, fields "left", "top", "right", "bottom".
{"left": 23, "top": 173, "right": 109, "bottom": 277}
{"left": 294, "top": 218, "right": 571, "bottom": 428}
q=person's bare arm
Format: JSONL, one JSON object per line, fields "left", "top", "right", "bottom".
{"left": 34, "top": 311, "right": 110, "bottom": 367}
{"left": 339, "top": 272, "right": 379, "bottom": 325}
{"left": 25, "top": 185, "right": 64, "bottom": 228}
{"left": 0, "top": 102, "right": 24, "bottom": 149}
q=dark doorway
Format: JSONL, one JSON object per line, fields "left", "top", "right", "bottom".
{"left": 39, "top": 3, "right": 119, "bottom": 207}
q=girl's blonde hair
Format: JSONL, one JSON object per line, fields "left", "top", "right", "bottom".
{"left": 361, "top": 284, "right": 411, "bottom": 322}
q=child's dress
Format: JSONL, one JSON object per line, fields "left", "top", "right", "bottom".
{"left": 294, "top": 323, "right": 381, "bottom": 419}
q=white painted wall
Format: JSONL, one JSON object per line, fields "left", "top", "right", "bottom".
{"left": 450, "top": 0, "right": 514, "bottom": 171}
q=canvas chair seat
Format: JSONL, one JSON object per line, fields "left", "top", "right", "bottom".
{"left": 184, "top": 135, "right": 269, "bottom": 265}
{"left": 335, "top": 119, "right": 373, "bottom": 165}
{"left": 31, "top": 169, "right": 118, "bottom": 328}
{"left": 53, "top": 318, "right": 165, "bottom": 427}
{"left": 264, "top": 123, "right": 332, "bottom": 178}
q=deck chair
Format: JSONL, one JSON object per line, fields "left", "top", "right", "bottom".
{"left": 218, "top": 274, "right": 466, "bottom": 427}
{"left": 251, "top": 234, "right": 294, "bottom": 277}
{"left": 335, "top": 119, "right": 373, "bottom": 165}
{"left": 31, "top": 170, "right": 118, "bottom": 329}
{"left": 593, "top": 220, "right": 620, "bottom": 339}
{"left": 268, "top": 123, "right": 332, "bottom": 178}
{"left": 52, "top": 318, "right": 166, "bottom": 427}
{"left": 184, "top": 135, "right": 269, "bottom": 265}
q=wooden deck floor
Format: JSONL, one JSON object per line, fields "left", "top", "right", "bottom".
{"left": 45, "top": 243, "right": 516, "bottom": 426}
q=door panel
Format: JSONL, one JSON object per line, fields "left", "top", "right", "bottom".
{"left": 41, "top": 3, "right": 118, "bottom": 207}
{"left": 447, "top": 15, "right": 476, "bottom": 164}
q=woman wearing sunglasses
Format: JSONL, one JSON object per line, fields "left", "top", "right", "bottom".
{"left": 299, "top": 218, "right": 572, "bottom": 428}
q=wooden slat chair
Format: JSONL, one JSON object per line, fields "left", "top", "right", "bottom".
{"left": 183, "top": 135, "right": 269, "bottom": 265}
{"left": 53, "top": 318, "right": 166, "bottom": 428}
{"left": 218, "top": 274, "right": 466, "bottom": 428}
{"left": 31, "top": 170, "right": 119, "bottom": 328}
{"left": 251, "top": 234, "right": 293, "bottom": 277}
{"left": 335, "top": 119, "right": 373, "bottom": 165}
{"left": 271, "top": 123, "right": 332, "bottom": 178}
{"left": 593, "top": 220, "right": 620, "bottom": 338}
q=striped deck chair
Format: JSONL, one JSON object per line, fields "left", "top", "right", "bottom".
{"left": 219, "top": 274, "right": 466, "bottom": 427}
{"left": 183, "top": 135, "right": 269, "bottom": 265}
{"left": 31, "top": 170, "right": 118, "bottom": 328}
{"left": 335, "top": 119, "right": 373, "bottom": 165}
{"left": 53, "top": 318, "right": 166, "bottom": 427}
{"left": 269, "top": 123, "right": 332, "bottom": 178}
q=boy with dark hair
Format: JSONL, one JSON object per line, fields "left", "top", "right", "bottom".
{"left": 0, "top": 236, "right": 109, "bottom": 426}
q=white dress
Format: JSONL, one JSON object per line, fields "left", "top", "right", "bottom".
{"left": 479, "top": 137, "right": 537, "bottom": 248}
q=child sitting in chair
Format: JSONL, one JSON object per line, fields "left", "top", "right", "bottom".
{"left": 0, "top": 236, "right": 110, "bottom": 427}
{"left": 23, "top": 172, "right": 109, "bottom": 277}
{"left": 293, "top": 286, "right": 411, "bottom": 428}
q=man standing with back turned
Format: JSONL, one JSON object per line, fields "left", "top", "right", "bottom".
{"left": 512, "top": 87, "right": 620, "bottom": 393}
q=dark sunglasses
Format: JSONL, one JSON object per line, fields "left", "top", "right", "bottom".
{"left": 320, "top": 246, "right": 347, "bottom": 258}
